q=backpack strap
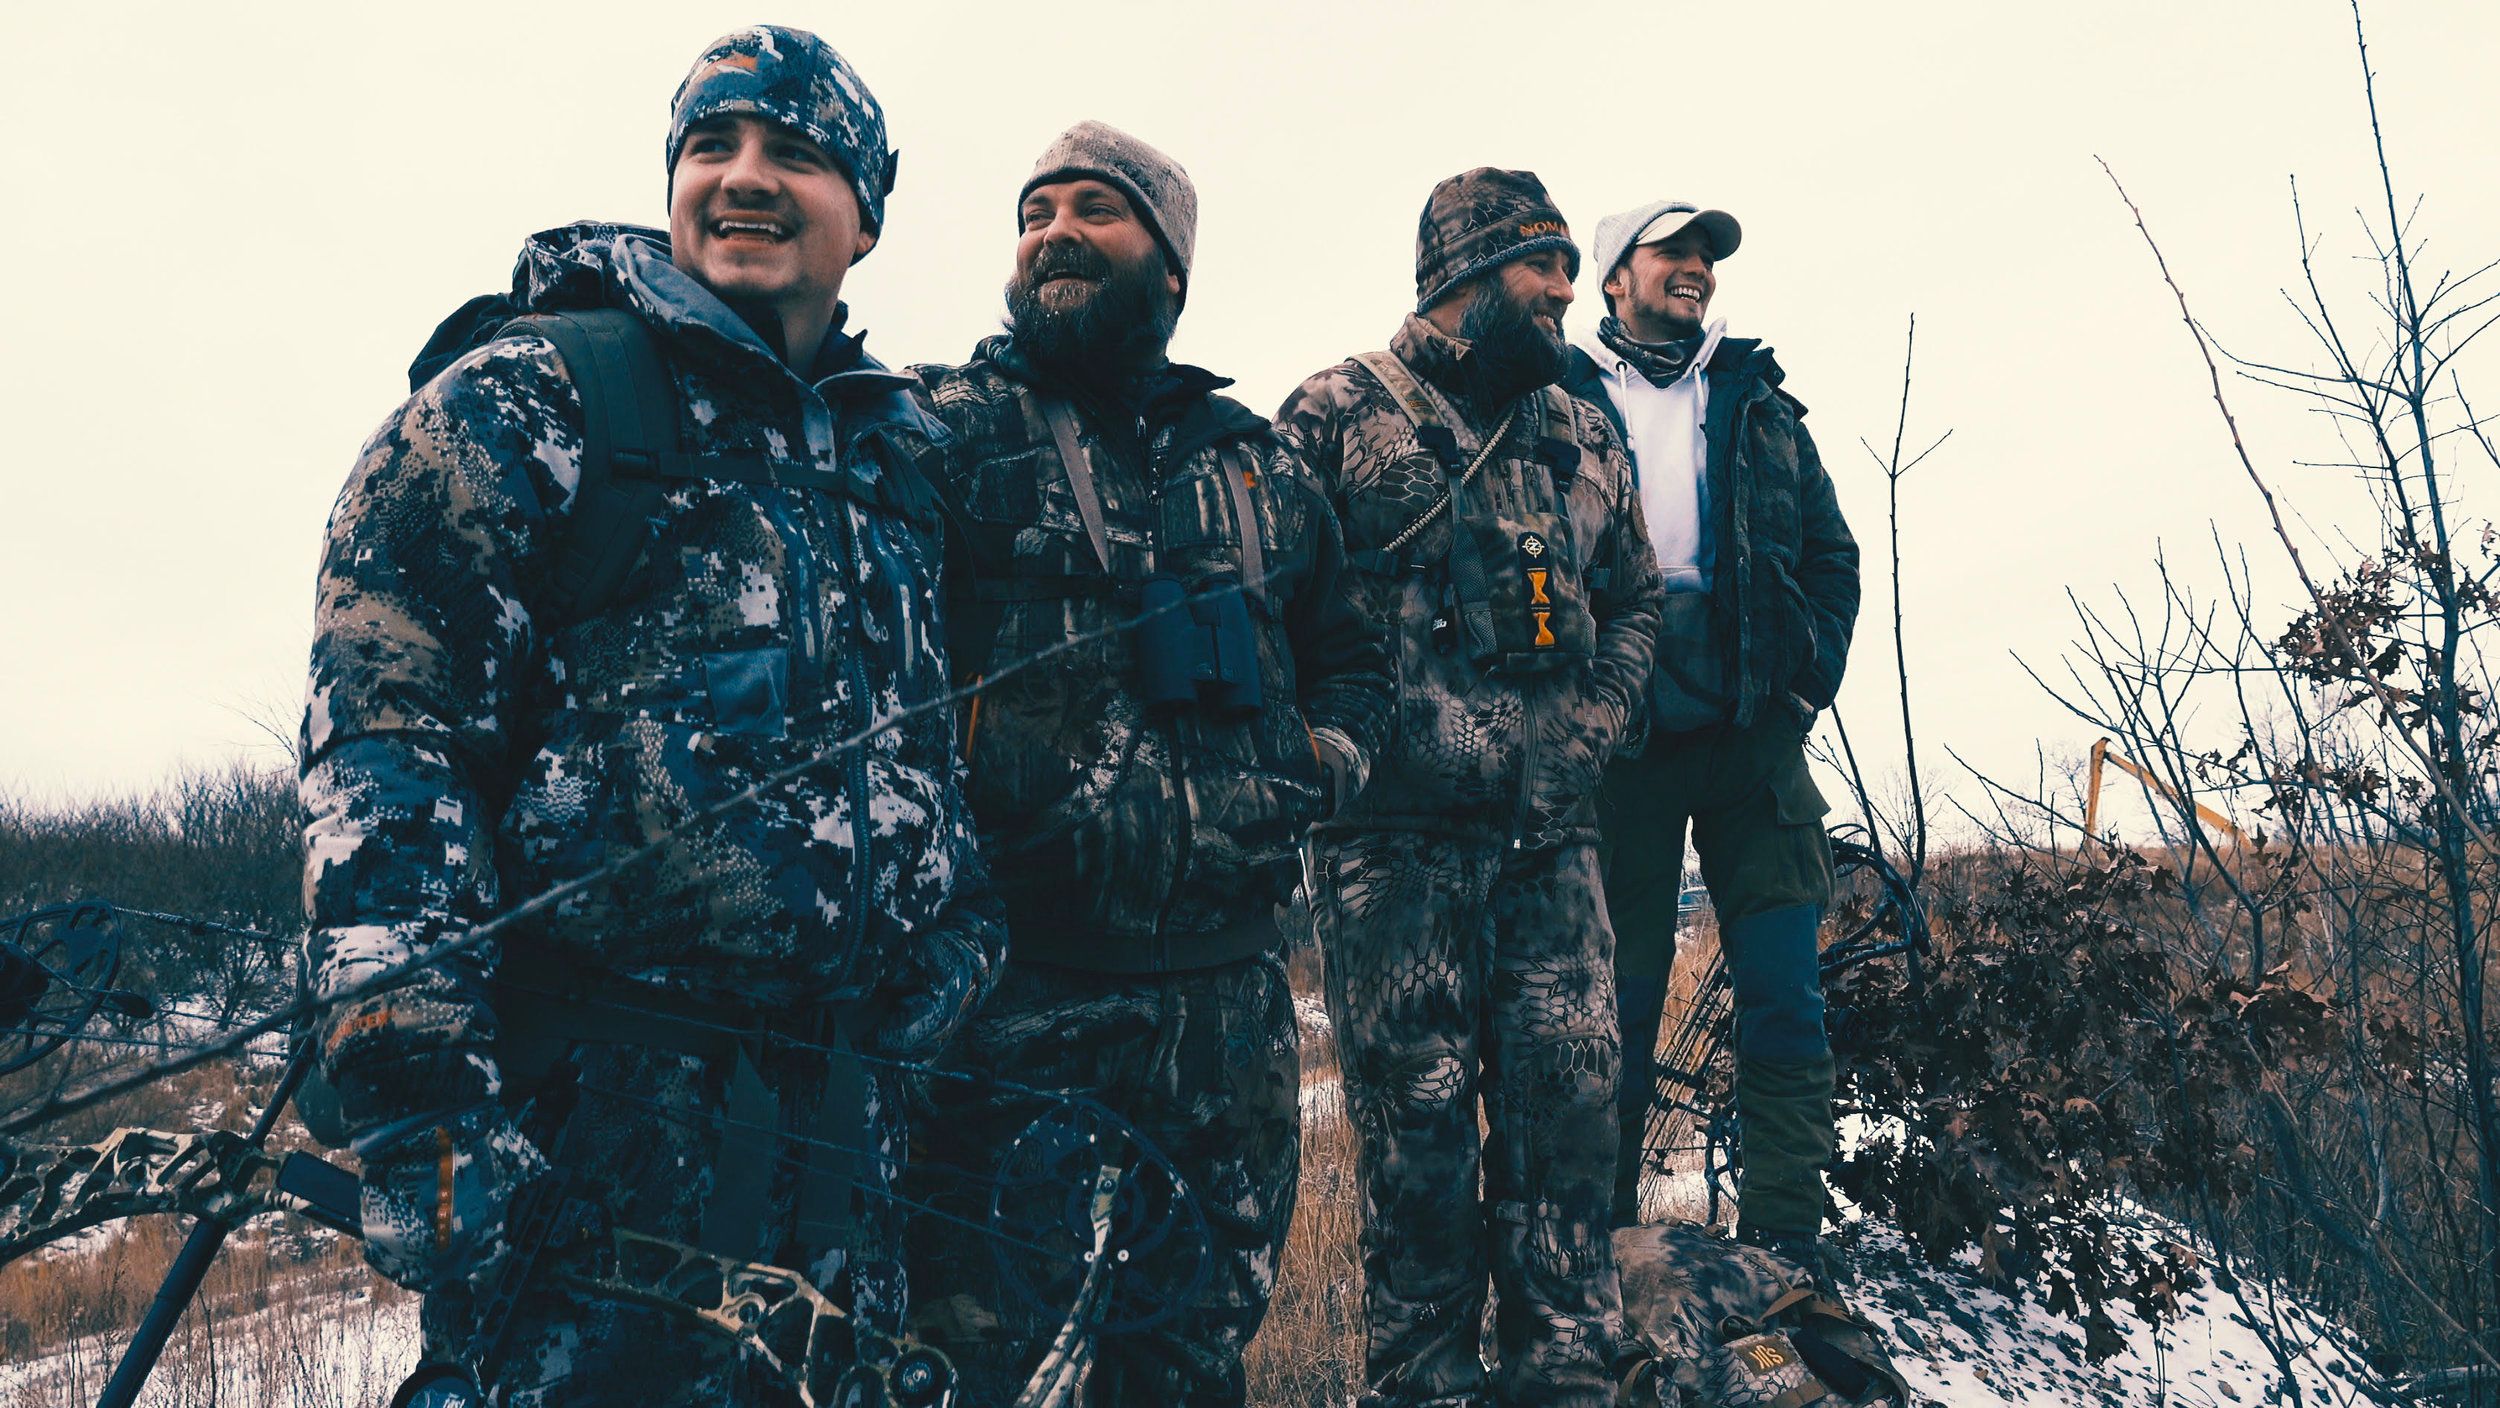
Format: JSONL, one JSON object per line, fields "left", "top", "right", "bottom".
{"left": 1217, "top": 443, "right": 1269, "bottom": 609}
{"left": 505, "top": 310, "right": 675, "bottom": 629}
{"left": 1028, "top": 395, "right": 1114, "bottom": 573}
{"left": 1352, "top": 349, "right": 1447, "bottom": 436}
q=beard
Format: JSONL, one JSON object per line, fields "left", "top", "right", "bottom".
{"left": 1455, "top": 277, "right": 1568, "bottom": 406}
{"left": 1626, "top": 282, "right": 1705, "bottom": 339}
{"left": 1004, "top": 244, "right": 1180, "bottom": 388}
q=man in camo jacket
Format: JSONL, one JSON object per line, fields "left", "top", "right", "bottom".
{"left": 1273, "top": 167, "right": 1665, "bottom": 1408}
{"left": 299, "top": 27, "right": 1000, "bottom": 1405}
{"left": 892, "top": 122, "right": 1394, "bottom": 1407}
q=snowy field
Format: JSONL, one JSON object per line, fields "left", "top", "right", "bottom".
{"left": 1847, "top": 1225, "right": 2384, "bottom": 1406}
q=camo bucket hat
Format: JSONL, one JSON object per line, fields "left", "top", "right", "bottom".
{"left": 1414, "top": 167, "right": 1580, "bottom": 313}
{"left": 666, "top": 25, "right": 897, "bottom": 237}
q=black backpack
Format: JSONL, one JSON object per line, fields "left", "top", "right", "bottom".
{"left": 408, "top": 298, "right": 941, "bottom": 630}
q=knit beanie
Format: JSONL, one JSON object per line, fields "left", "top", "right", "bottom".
{"left": 1020, "top": 121, "right": 1199, "bottom": 293}
{"left": 1413, "top": 168, "right": 1580, "bottom": 313}
{"left": 667, "top": 26, "right": 897, "bottom": 238}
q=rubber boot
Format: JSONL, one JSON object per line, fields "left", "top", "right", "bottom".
{"left": 1612, "top": 972, "right": 1670, "bottom": 1227}
{"left": 1732, "top": 1051, "right": 1837, "bottom": 1243}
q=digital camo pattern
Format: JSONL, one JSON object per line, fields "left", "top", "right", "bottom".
{"left": 897, "top": 338, "right": 1392, "bottom": 969}
{"left": 428, "top": 1040, "right": 919, "bottom": 1406}
{"left": 359, "top": 1103, "right": 550, "bottom": 1295}
{"left": 668, "top": 25, "right": 895, "bottom": 234}
{"left": 303, "top": 226, "right": 1000, "bottom": 1395}
{"left": 1274, "top": 313, "right": 1665, "bottom": 852}
{"left": 1559, "top": 338, "right": 1858, "bottom": 732}
{"left": 903, "top": 954, "right": 1300, "bottom": 1406}
{"left": 1312, "top": 832, "right": 1624, "bottom": 1408}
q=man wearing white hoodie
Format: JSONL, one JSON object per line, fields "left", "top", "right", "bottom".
{"left": 1560, "top": 201, "right": 1860, "bottom": 1272}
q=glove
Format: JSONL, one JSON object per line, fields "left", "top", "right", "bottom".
{"left": 868, "top": 930, "right": 990, "bottom": 1060}
{"left": 354, "top": 1102, "right": 549, "bottom": 1295}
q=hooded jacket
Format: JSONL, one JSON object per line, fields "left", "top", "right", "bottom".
{"left": 301, "top": 225, "right": 1002, "bottom": 1141}
{"left": 900, "top": 338, "right": 1394, "bottom": 972}
{"left": 1276, "top": 314, "right": 1665, "bottom": 847}
{"left": 1561, "top": 336, "right": 1858, "bottom": 731}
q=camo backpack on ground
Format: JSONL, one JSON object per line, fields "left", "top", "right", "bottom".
{"left": 1615, "top": 1223, "right": 1915, "bottom": 1407}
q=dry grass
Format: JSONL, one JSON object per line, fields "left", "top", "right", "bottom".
{"left": 1245, "top": 946, "right": 1365, "bottom": 1405}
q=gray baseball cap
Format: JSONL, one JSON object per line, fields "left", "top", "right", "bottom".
{"left": 1592, "top": 199, "right": 1742, "bottom": 291}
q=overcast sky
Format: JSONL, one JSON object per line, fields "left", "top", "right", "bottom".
{"left": 5, "top": 1, "right": 2495, "bottom": 845}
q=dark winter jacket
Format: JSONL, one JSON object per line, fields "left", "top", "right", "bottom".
{"left": 900, "top": 338, "right": 1394, "bottom": 973}
{"left": 301, "top": 226, "right": 1002, "bottom": 1143}
{"left": 1562, "top": 338, "right": 1857, "bottom": 731}
{"left": 1276, "top": 314, "right": 1666, "bottom": 848}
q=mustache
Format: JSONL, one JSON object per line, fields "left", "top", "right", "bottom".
{"left": 1024, "top": 245, "right": 1115, "bottom": 283}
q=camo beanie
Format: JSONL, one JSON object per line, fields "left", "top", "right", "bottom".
{"left": 1021, "top": 120, "right": 1198, "bottom": 297}
{"left": 1414, "top": 167, "right": 1580, "bottom": 313}
{"left": 667, "top": 25, "right": 897, "bottom": 239}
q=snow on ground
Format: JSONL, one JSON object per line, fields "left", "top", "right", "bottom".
{"left": 0, "top": 1277, "right": 418, "bottom": 1408}
{"left": 0, "top": 1212, "right": 2389, "bottom": 1407}
{"left": 1845, "top": 1223, "right": 2386, "bottom": 1406}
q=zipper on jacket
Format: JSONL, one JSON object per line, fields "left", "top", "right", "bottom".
{"left": 800, "top": 391, "right": 878, "bottom": 987}
{"left": 1512, "top": 680, "right": 1542, "bottom": 851}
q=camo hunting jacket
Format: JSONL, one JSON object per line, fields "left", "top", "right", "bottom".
{"left": 897, "top": 338, "right": 1394, "bottom": 972}
{"left": 1275, "top": 314, "right": 1665, "bottom": 848}
{"left": 300, "top": 228, "right": 1002, "bottom": 1142}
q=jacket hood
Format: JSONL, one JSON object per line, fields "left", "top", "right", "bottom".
{"left": 508, "top": 220, "right": 662, "bottom": 310}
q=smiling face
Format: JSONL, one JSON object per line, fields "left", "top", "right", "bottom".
{"left": 1606, "top": 226, "right": 1718, "bottom": 341}
{"left": 668, "top": 113, "right": 874, "bottom": 339}
{"left": 1012, "top": 179, "right": 1178, "bottom": 317}
{"left": 1005, "top": 178, "right": 1182, "bottom": 380}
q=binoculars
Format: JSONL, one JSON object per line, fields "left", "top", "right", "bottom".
{"left": 1134, "top": 572, "right": 1264, "bottom": 718}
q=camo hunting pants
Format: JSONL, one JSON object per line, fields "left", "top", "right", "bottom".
{"left": 903, "top": 953, "right": 1300, "bottom": 1407}
{"left": 1312, "top": 830, "right": 1626, "bottom": 1408}
{"left": 419, "top": 1039, "right": 909, "bottom": 1407}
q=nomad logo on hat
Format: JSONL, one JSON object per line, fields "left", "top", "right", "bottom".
{"left": 1413, "top": 167, "right": 1581, "bottom": 313}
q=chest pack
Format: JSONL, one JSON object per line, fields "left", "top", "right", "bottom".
{"left": 939, "top": 391, "right": 1274, "bottom": 720}
{"left": 1351, "top": 351, "right": 1598, "bottom": 676}
{"left": 1616, "top": 1224, "right": 1912, "bottom": 1408}
{"left": 409, "top": 301, "right": 937, "bottom": 630}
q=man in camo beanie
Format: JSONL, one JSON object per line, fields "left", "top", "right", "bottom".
{"left": 667, "top": 24, "right": 898, "bottom": 240}
{"left": 1413, "top": 166, "right": 1580, "bottom": 313}
{"left": 1020, "top": 119, "right": 1199, "bottom": 299}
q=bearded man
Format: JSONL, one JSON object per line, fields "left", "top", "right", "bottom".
{"left": 1273, "top": 168, "right": 1665, "bottom": 1408}
{"left": 894, "top": 122, "right": 1392, "bottom": 1406}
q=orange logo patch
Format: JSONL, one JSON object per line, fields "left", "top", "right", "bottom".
{"left": 1518, "top": 220, "right": 1567, "bottom": 239}
{"left": 696, "top": 53, "right": 760, "bottom": 82}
